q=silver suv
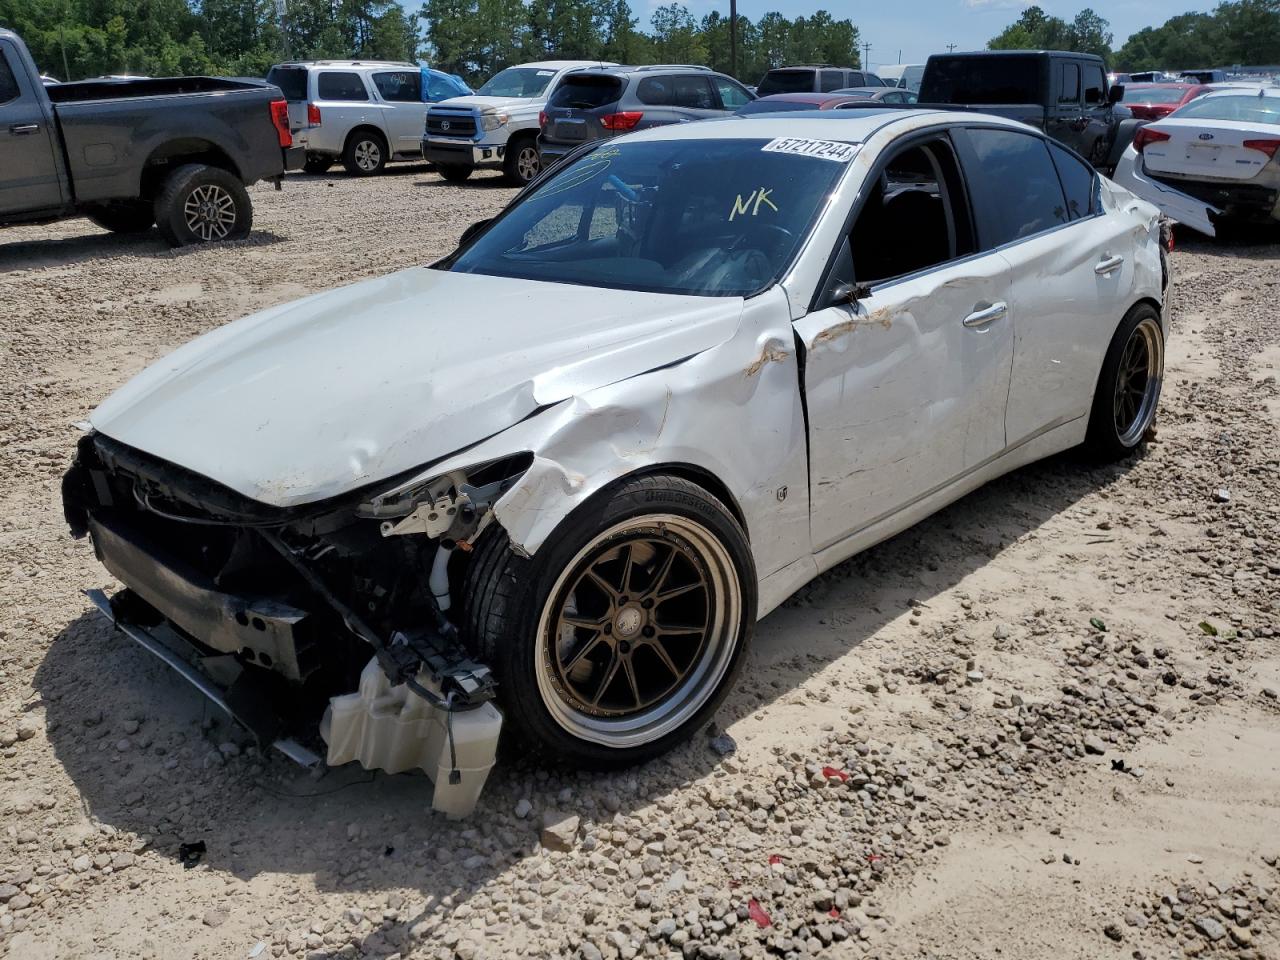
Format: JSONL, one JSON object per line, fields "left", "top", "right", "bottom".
{"left": 266, "top": 61, "right": 472, "bottom": 175}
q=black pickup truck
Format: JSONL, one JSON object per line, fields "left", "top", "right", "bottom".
{"left": 916, "top": 50, "right": 1143, "bottom": 173}
{"left": 1, "top": 29, "right": 303, "bottom": 245}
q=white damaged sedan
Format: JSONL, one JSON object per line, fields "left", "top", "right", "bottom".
{"left": 65, "top": 111, "right": 1170, "bottom": 778}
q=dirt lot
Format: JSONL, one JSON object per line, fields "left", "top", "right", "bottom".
{"left": 1, "top": 164, "right": 1278, "bottom": 960}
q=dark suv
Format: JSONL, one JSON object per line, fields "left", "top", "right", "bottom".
{"left": 756, "top": 66, "right": 885, "bottom": 96}
{"left": 538, "top": 65, "right": 755, "bottom": 167}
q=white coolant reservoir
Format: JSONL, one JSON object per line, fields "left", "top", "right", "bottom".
{"left": 321, "top": 657, "right": 502, "bottom": 819}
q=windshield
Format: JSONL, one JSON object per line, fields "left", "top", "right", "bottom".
{"left": 1123, "top": 86, "right": 1189, "bottom": 104}
{"left": 449, "top": 138, "right": 852, "bottom": 297}
{"left": 477, "top": 67, "right": 558, "bottom": 98}
{"left": 757, "top": 71, "right": 814, "bottom": 96}
{"left": 1173, "top": 94, "right": 1280, "bottom": 123}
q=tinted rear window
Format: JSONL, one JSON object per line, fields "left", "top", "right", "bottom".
{"left": 317, "top": 71, "right": 368, "bottom": 101}
{"left": 266, "top": 66, "right": 307, "bottom": 101}
{"left": 966, "top": 128, "right": 1067, "bottom": 245}
{"left": 550, "top": 75, "right": 624, "bottom": 109}
{"left": 920, "top": 56, "right": 1041, "bottom": 104}
{"left": 757, "top": 70, "right": 814, "bottom": 96}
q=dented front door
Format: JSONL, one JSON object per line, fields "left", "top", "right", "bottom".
{"left": 793, "top": 255, "right": 1015, "bottom": 553}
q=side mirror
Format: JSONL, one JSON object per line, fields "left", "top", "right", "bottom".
{"left": 459, "top": 218, "right": 492, "bottom": 246}
{"left": 827, "top": 280, "right": 872, "bottom": 307}
{"left": 1108, "top": 84, "right": 1125, "bottom": 104}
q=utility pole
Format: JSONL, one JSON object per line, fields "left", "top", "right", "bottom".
{"left": 276, "top": 0, "right": 292, "bottom": 59}
{"left": 861, "top": 41, "right": 871, "bottom": 69}
{"left": 946, "top": 43, "right": 957, "bottom": 52}
{"left": 729, "top": 0, "right": 737, "bottom": 79}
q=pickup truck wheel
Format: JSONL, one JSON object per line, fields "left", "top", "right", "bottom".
{"left": 1084, "top": 303, "right": 1164, "bottom": 461}
{"left": 303, "top": 155, "right": 334, "bottom": 174}
{"left": 343, "top": 132, "right": 387, "bottom": 176}
{"left": 502, "top": 137, "right": 541, "bottom": 186}
{"left": 438, "top": 164, "right": 472, "bottom": 183}
{"left": 152, "top": 164, "right": 252, "bottom": 246}
{"left": 84, "top": 201, "right": 154, "bottom": 234}
{"left": 462, "top": 475, "right": 755, "bottom": 768}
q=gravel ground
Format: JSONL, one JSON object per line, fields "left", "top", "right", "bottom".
{"left": 1, "top": 164, "right": 1278, "bottom": 960}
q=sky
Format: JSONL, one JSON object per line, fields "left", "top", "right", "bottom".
{"left": 656, "top": 0, "right": 1181, "bottom": 68}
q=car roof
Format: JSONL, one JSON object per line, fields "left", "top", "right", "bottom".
{"left": 619, "top": 108, "right": 991, "bottom": 145}
{"left": 1197, "top": 86, "right": 1280, "bottom": 98}
{"left": 834, "top": 86, "right": 888, "bottom": 94}
{"left": 1126, "top": 82, "right": 1192, "bottom": 89}
{"left": 517, "top": 60, "right": 617, "bottom": 70}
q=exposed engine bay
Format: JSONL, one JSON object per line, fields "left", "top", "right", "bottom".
{"left": 62, "top": 431, "right": 528, "bottom": 816}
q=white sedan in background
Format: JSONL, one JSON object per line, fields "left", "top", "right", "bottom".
{"left": 65, "top": 112, "right": 1170, "bottom": 775}
{"left": 1113, "top": 86, "right": 1280, "bottom": 237}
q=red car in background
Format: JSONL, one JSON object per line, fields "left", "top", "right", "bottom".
{"left": 1120, "top": 82, "right": 1211, "bottom": 120}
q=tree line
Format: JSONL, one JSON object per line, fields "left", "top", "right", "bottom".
{"left": 987, "top": 1, "right": 1280, "bottom": 71}
{"left": 0, "top": 0, "right": 859, "bottom": 85}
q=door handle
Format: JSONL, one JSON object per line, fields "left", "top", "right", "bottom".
{"left": 9, "top": 123, "right": 39, "bottom": 135}
{"left": 1095, "top": 254, "right": 1124, "bottom": 275}
{"left": 962, "top": 301, "right": 1007, "bottom": 328}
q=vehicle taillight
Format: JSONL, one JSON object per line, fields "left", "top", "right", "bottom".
{"left": 539, "top": 110, "right": 547, "bottom": 128}
{"left": 600, "top": 111, "right": 643, "bottom": 131}
{"left": 307, "top": 103, "right": 322, "bottom": 126}
{"left": 1133, "top": 127, "right": 1171, "bottom": 152}
{"left": 1242, "top": 138, "right": 1280, "bottom": 159}
{"left": 269, "top": 99, "right": 292, "bottom": 148}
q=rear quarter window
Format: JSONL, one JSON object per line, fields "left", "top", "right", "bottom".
{"left": 266, "top": 66, "right": 308, "bottom": 101}
{"left": 372, "top": 70, "right": 421, "bottom": 102}
{"left": 317, "top": 71, "right": 369, "bottom": 102}
{"left": 1048, "top": 142, "right": 1099, "bottom": 220}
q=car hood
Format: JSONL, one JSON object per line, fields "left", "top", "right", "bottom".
{"left": 429, "top": 95, "right": 540, "bottom": 112}
{"left": 90, "top": 268, "right": 744, "bottom": 508}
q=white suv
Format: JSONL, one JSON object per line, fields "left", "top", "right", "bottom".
{"left": 266, "top": 61, "right": 472, "bottom": 175}
{"left": 424, "top": 61, "right": 616, "bottom": 185}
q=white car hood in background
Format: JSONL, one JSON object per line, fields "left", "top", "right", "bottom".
{"left": 430, "top": 95, "right": 539, "bottom": 113}
{"left": 90, "top": 269, "right": 744, "bottom": 507}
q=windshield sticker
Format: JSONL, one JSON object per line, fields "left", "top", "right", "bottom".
{"left": 762, "top": 138, "right": 859, "bottom": 163}
{"left": 729, "top": 187, "right": 779, "bottom": 221}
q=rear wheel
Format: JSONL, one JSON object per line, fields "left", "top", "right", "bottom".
{"left": 303, "top": 154, "right": 335, "bottom": 174}
{"left": 84, "top": 200, "right": 154, "bottom": 234}
{"left": 463, "top": 475, "right": 755, "bottom": 767}
{"left": 438, "top": 164, "right": 472, "bottom": 183}
{"left": 1084, "top": 303, "right": 1164, "bottom": 460}
{"left": 152, "top": 164, "right": 252, "bottom": 246}
{"left": 343, "top": 131, "right": 387, "bottom": 176}
{"left": 502, "top": 136, "right": 540, "bottom": 186}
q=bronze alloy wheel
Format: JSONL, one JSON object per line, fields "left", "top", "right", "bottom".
{"left": 534, "top": 514, "right": 742, "bottom": 749}
{"left": 1113, "top": 315, "right": 1164, "bottom": 447}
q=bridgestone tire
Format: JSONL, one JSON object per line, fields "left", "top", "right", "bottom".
{"left": 1084, "top": 302, "right": 1165, "bottom": 461}
{"left": 462, "top": 475, "right": 755, "bottom": 768}
{"left": 438, "top": 164, "right": 472, "bottom": 183}
{"left": 342, "top": 131, "right": 387, "bottom": 176}
{"left": 152, "top": 164, "right": 252, "bottom": 246}
{"left": 84, "top": 201, "right": 154, "bottom": 234}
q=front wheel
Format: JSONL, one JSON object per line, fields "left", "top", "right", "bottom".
{"left": 1084, "top": 303, "right": 1165, "bottom": 460}
{"left": 438, "top": 164, "right": 472, "bottom": 183}
{"left": 463, "top": 475, "right": 755, "bottom": 767}
{"left": 502, "top": 138, "right": 540, "bottom": 186}
{"left": 152, "top": 164, "right": 252, "bottom": 246}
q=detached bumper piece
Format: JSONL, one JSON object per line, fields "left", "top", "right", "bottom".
{"left": 322, "top": 658, "right": 501, "bottom": 819}
{"left": 85, "top": 587, "right": 322, "bottom": 767}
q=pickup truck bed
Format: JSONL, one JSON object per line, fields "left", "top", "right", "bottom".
{"left": 1, "top": 28, "right": 303, "bottom": 245}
